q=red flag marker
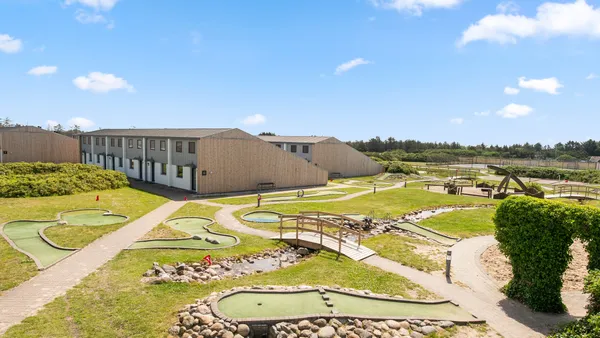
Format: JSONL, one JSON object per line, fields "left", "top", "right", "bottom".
{"left": 184, "top": 196, "right": 188, "bottom": 201}
{"left": 96, "top": 195, "right": 99, "bottom": 202}
{"left": 203, "top": 255, "right": 212, "bottom": 265}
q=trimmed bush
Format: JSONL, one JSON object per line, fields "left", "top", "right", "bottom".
{"left": 494, "top": 197, "right": 600, "bottom": 312}
{"left": 0, "top": 162, "right": 129, "bottom": 198}
{"left": 386, "top": 162, "right": 418, "bottom": 175}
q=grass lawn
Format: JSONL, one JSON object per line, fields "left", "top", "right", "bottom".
{"left": 209, "top": 187, "right": 368, "bottom": 205}
{"left": 3, "top": 227, "right": 432, "bottom": 337}
{"left": 418, "top": 208, "right": 496, "bottom": 238}
{"left": 0, "top": 188, "right": 167, "bottom": 292}
{"left": 363, "top": 234, "right": 443, "bottom": 272}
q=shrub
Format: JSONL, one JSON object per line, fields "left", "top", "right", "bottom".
{"left": 549, "top": 314, "right": 600, "bottom": 338}
{"left": 494, "top": 197, "right": 600, "bottom": 312}
{"left": 586, "top": 270, "right": 600, "bottom": 314}
{"left": 386, "top": 162, "right": 418, "bottom": 175}
{"left": 0, "top": 162, "right": 129, "bottom": 198}
{"left": 501, "top": 166, "right": 600, "bottom": 184}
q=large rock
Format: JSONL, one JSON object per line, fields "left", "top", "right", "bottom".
{"left": 197, "top": 314, "right": 214, "bottom": 325}
{"left": 399, "top": 321, "right": 410, "bottom": 330}
{"left": 168, "top": 325, "right": 181, "bottom": 336}
{"left": 410, "top": 332, "right": 424, "bottom": 338}
{"left": 222, "top": 331, "right": 234, "bottom": 338}
{"left": 298, "top": 321, "right": 312, "bottom": 331}
{"left": 162, "top": 264, "right": 176, "bottom": 274}
{"left": 237, "top": 324, "right": 250, "bottom": 336}
{"left": 336, "top": 327, "right": 347, "bottom": 338}
{"left": 317, "top": 326, "right": 336, "bottom": 338}
{"left": 314, "top": 319, "right": 327, "bottom": 328}
{"left": 211, "top": 322, "right": 224, "bottom": 331}
{"left": 181, "top": 315, "right": 195, "bottom": 328}
{"left": 300, "top": 330, "right": 312, "bottom": 338}
{"left": 297, "top": 247, "right": 310, "bottom": 256}
{"left": 197, "top": 304, "right": 211, "bottom": 314}
{"left": 438, "top": 321, "right": 454, "bottom": 329}
{"left": 420, "top": 326, "right": 436, "bottom": 335}
{"left": 398, "top": 328, "right": 409, "bottom": 336}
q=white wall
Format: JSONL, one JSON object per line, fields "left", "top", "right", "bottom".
{"left": 170, "top": 165, "right": 192, "bottom": 191}
{"left": 125, "top": 158, "right": 140, "bottom": 179}
{"left": 154, "top": 162, "right": 169, "bottom": 185}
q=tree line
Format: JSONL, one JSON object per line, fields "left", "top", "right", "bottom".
{"left": 1, "top": 117, "right": 82, "bottom": 137}
{"left": 347, "top": 136, "right": 600, "bottom": 160}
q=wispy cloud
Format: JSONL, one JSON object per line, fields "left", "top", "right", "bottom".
{"left": 450, "top": 117, "right": 464, "bottom": 124}
{"left": 64, "top": 0, "right": 120, "bottom": 11}
{"left": 28, "top": 66, "right": 58, "bottom": 76}
{"left": 335, "top": 58, "right": 372, "bottom": 75}
{"left": 518, "top": 76, "right": 563, "bottom": 95}
{"left": 369, "top": 0, "right": 464, "bottom": 16}
{"left": 67, "top": 117, "right": 95, "bottom": 129}
{"left": 242, "top": 114, "right": 266, "bottom": 126}
{"left": 496, "top": 103, "right": 533, "bottom": 118}
{"left": 0, "top": 34, "right": 22, "bottom": 53}
{"left": 504, "top": 86, "right": 520, "bottom": 95}
{"left": 73, "top": 72, "right": 135, "bottom": 93}
{"left": 586, "top": 73, "right": 598, "bottom": 80}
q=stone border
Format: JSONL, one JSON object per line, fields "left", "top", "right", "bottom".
{"left": 127, "top": 216, "right": 240, "bottom": 250}
{"left": 0, "top": 208, "right": 129, "bottom": 270}
{"left": 241, "top": 211, "right": 284, "bottom": 224}
{"left": 210, "top": 287, "right": 485, "bottom": 325}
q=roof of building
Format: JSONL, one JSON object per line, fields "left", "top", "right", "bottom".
{"left": 590, "top": 156, "right": 600, "bottom": 162}
{"left": 80, "top": 128, "right": 233, "bottom": 138}
{"left": 257, "top": 135, "right": 333, "bottom": 144}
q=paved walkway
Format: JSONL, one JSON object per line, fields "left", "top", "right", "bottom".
{"left": 0, "top": 201, "right": 185, "bottom": 335}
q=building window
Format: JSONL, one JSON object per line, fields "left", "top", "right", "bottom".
{"left": 101, "top": 138, "right": 105, "bottom": 146}
{"left": 82, "top": 137, "right": 86, "bottom": 145}
{"left": 276, "top": 144, "right": 281, "bottom": 148}
{"left": 188, "top": 142, "right": 195, "bottom": 154}
{"left": 87, "top": 136, "right": 91, "bottom": 144}
{"left": 95, "top": 138, "right": 99, "bottom": 146}
{"left": 176, "top": 165, "right": 183, "bottom": 178}
{"left": 150, "top": 140, "right": 155, "bottom": 150}
{"left": 302, "top": 145, "right": 309, "bottom": 154}
{"left": 118, "top": 157, "right": 123, "bottom": 167}
{"left": 291, "top": 145, "right": 297, "bottom": 153}
{"left": 161, "top": 163, "right": 167, "bottom": 175}
{"left": 118, "top": 138, "right": 122, "bottom": 147}
{"left": 128, "top": 139, "right": 133, "bottom": 148}
{"left": 176, "top": 141, "right": 182, "bottom": 153}
{"left": 110, "top": 138, "right": 115, "bottom": 147}
{"left": 160, "top": 140, "right": 166, "bottom": 151}
{"left": 137, "top": 139, "right": 142, "bottom": 149}
{"left": 129, "top": 159, "right": 135, "bottom": 169}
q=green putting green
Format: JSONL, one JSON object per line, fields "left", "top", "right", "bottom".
{"left": 264, "top": 190, "right": 346, "bottom": 202}
{"left": 392, "top": 222, "right": 458, "bottom": 246}
{"left": 241, "top": 211, "right": 283, "bottom": 223}
{"left": 60, "top": 210, "right": 128, "bottom": 226}
{"left": 2, "top": 221, "right": 75, "bottom": 268}
{"left": 129, "top": 217, "right": 238, "bottom": 249}
{"left": 217, "top": 290, "right": 476, "bottom": 322}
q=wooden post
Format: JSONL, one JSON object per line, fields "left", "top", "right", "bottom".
{"left": 358, "top": 230, "right": 361, "bottom": 247}
{"left": 296, "top": 217, "right": 299, "bottom": 248}
{"left": 338, "top": 227, "right": 342, "bottom": 256}
{"left": 319, "top": 220, "right": 323, "bottom": 250}
{"left": 279, "top": 216, "right": 283, "bottom": 240}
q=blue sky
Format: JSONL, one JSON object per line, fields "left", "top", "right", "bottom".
{"left": 1, "top": 0, "right": 600, "bottom": 146}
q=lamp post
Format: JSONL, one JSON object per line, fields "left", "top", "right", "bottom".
{"left": 373, "top": 183, "right": 377, "bottom": 194}
{"left": 445, "top": 250, "right": 452, "bottom": 278}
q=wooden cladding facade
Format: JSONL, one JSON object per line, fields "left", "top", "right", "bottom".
{"left": 312, "top": 138, "right": 383, "bottom": 177}
{"left": 0, "top": 127, "right": 79, "bottom": 163}
{"left": 196, "top": 129, "right": 328, "bottom": 194}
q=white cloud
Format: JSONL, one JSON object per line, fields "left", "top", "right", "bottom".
{"left": 504, "top": 86, "right": 520, "bottom": 95}
{"left": 518, "top": 76, "right": 563, "bottom": 94}
{"left": 496, "top": 1, "right": 519, "bottom": 14}
{"left": 64, "top": 0, "right": 119, "bottom": 11}
{"left": 75, "top": 9, "right": 106, "bottom": 24}
{"left": 474, "top": 111, "right": 490, "bottom": 116}
{"left": 0, "top": 34, "right": 22, "bottom": 53}
{"left": 73, "top": 72, "right": 135, "bottom": 93}
{"left": 190, "top": 31, "right": 202, "bottom": 45}
{"left": 46, "top": 120, "right": 59, "bottom": 129}
{"left": 67, "top": 117, "right": 95, "bottom": 129}
{"left": 496, "top": 103, "right": 533, "bottom": 118}
{"left": 369, "top": 0, "right": 463, "bottom": 16}
{"left": 242, "top": 114, "right": 266, "bottom": 126}
{"left": 458, "top": 0, "right": 600, "bottom": 47}
{"left": 27, "top": 66, "right": 58, "bottom": 76}
{"left": 335, "top": 58, "right": 372, "bottom": 75}
{"left": 450, "top": 118, "right": 464, "bottom": 124}
{"left": 586, "top": 72, "right": 598, "bottom": 80}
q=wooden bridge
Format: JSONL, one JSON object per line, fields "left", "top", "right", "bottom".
{"left": 271, "top": 211, "right": 376, "bottom": 261}
{"left": 546, "top": 184, "right": 600, "bottom": 200}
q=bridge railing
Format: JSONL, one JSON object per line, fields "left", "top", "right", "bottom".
{"left": 552, "top": 184, "right": 600, "bottom": 199}
{"left": 277, "top": 213, "right": 363, "bottom": 255}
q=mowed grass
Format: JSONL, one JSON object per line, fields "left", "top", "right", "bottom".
{"left": 209, "top": 187, "right": 368, "bottom": 205}
{"left": 0, "top": 188, "right": 167, "bottom": 292}
{"left": 3, "top": 228, "right": 432, "bottom": 337}
{"left": 142, "top": 203, "right": 220, "bottom": 240}
{"left": 418, "top": 208, "right": 496, "bottom": 238}
{"left": 363, "top": 234, "right": 443, "bottom": 272}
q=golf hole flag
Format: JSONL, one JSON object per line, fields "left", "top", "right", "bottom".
{"left": 203, "top": 255, "right": 212, "bottom": 265}
{"left": 96, "top": 195, "right": 99, "bottom": 201}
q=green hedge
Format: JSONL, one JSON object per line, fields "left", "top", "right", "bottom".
{"left": 501, "top": 166, "right": 600, "bottom": 184}
{"left": 494, "top": 197, "right": 600, "bottom": 312}
{"left": 0, "top": 163, "right": 129, "bottom": 198}
{"left": 385, "top": 162, "right": 418, "bottom": 175}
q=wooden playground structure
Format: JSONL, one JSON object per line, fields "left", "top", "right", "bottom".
{"left": 274, "top": 211, "right": 375, "bottom": 261}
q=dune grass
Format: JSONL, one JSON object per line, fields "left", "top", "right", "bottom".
{"left": 0, "top": 188, "right": 167, "bottom": 292}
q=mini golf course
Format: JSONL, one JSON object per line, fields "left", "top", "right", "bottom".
{"left": 129, "top": 216, "right": 239, "bottom": 249}
{"left": 0, "top": 209, "right": 129, "bottom": 269}
{"left": 241, "top": 211, "right": 283, "bottom": 223}
{"left": 391, "top": 222, "right": 459, "bottom": 246}
{"left": 263, "top": 190, "right": 347, "bottom": 202}
{"left": 216, "top": 289, "right": 480, "bottom": 323}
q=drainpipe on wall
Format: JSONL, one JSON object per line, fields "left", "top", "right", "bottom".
{"left": 167, "top": 138, "right": 172, "bottom": 187}
{"left": 142, "top": 137, "right": 146, "bottom": 181}
{"left": 122, "top": 137, "right": 126, "bottom": 172}
{"left": 105, "top": 136, "right": 109, "bottom": 170}
{"left": 91, "top": 136, "right": 95, "bottom": 164}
